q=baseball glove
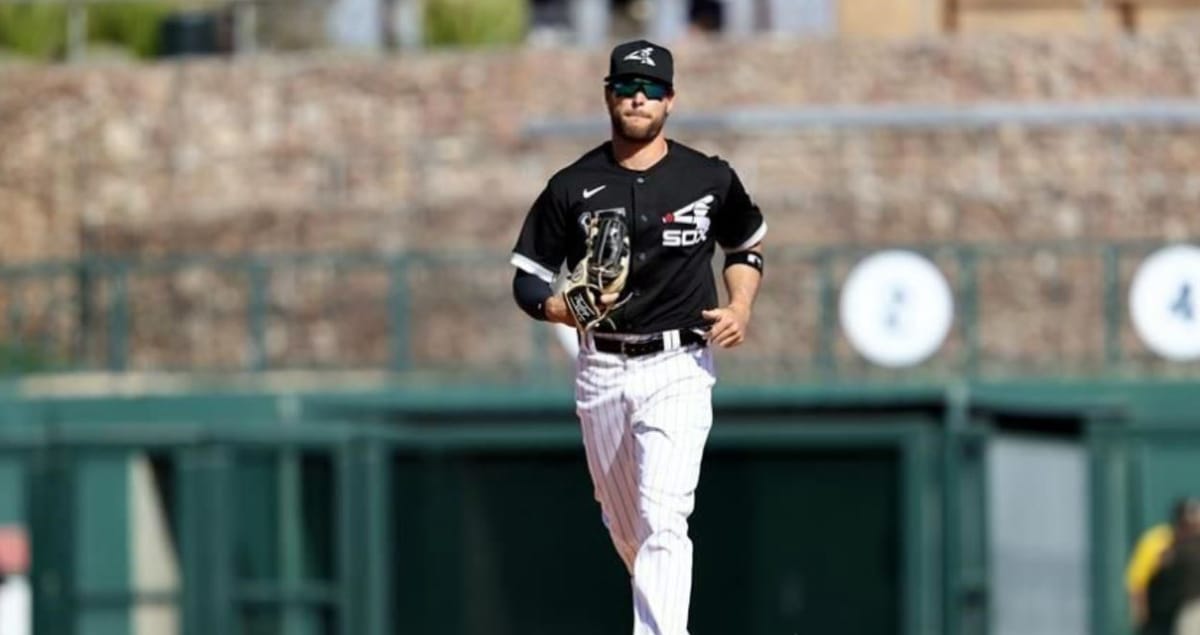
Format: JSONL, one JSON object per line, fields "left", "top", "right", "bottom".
{"left": 563, "top": 209, "right": 630, "bottom": 331}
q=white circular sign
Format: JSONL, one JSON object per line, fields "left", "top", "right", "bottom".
{"left": 1129, "top": 245, "right": 1200, "bottom": 361}
{"left": 839, "top": 250, "right": 954, "bottom": 368}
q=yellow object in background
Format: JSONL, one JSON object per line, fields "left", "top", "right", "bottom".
{"left": 1128, "top": 524, "right": 1175, "bottom": 594}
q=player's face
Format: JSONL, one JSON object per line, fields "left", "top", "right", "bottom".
{"left": 605, "top": 78, "right": 674, "bottom": 143}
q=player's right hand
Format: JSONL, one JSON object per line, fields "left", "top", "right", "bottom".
{"left": 701, "top": 303, "right": 751, "bottom": 348}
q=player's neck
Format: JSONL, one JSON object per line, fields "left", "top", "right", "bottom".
{"left": 611, "top": 135, "right": 669, "bottom": 172}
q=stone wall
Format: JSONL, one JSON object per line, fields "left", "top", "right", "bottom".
{"left": 2, "top": 32, "right": 1199, "bottom": 376}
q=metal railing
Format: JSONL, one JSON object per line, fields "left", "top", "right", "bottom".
{"left": 523, "top": 99, "right": 1200, "bottom": 137}
{"left": 0, "top": 240, "right": 1193, "bottom": 383}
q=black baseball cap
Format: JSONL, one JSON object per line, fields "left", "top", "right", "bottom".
{"left": 605, "top": 40, "right": 674, "bottom": 86}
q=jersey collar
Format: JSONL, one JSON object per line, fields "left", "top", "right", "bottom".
{"left": 604, "top": 139, "right": 675, "bottom": 176}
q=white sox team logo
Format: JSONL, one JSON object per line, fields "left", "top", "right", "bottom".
{"left": 623, "top": 47, "right": 656, "bottom": 66}
{"left": 661, "top": 195, "right": 713, "bottom": 247}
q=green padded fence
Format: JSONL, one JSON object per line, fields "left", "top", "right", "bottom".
{"left": 0, "top": 380, "right": 1196, "bottom": 634}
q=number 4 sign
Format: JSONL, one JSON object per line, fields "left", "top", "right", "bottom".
{"left": 1130, "top": 245, "right": 1200, "bottom": 361}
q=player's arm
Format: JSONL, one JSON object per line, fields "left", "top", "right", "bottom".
{"left": 703, "top": 243, "right": 763, "bottom": 348}
{"left": 511, "top": 184, "right": 572, "bottom": 324}
{"left": 704, "top": 165, "right": 767, "bottom": 349}
{"left": 513, "top": 270, "right": 576, "bottom": 327}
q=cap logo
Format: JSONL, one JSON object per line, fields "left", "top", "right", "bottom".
{"left": 623, "top": 47, "right": 656, "bottom": 66}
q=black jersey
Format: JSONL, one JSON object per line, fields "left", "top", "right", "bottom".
{"left": 510, "top": 140, "right": 767, "bottom": 335}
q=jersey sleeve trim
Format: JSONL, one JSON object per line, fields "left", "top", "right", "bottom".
{"left": 722, "top": 222, "right": 767, "bottom": 253}
{"left": 510, "top": 252, "right": 556, "bottom": 283}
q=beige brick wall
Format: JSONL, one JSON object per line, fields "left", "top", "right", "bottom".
{"left": 3, "top": 32, "right": 1200, "bottom": 263}
{"left": 3, "top": 32, "right": 1200, "bottom": 373}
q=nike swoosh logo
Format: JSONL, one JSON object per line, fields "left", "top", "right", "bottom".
{"left": 583, "top": 185, "right": 606, "bottom": 199}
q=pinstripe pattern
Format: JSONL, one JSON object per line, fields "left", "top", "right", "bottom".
{"left": 576, "top": 339, "right": 715, "bottom": 635}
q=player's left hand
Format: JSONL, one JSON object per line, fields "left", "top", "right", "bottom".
{"left": 701, "top": 303, "right": 751, "bottom": 349}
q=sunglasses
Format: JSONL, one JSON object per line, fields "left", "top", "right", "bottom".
{"left": 608, "top": 79, "right": 672, "bottom": 100}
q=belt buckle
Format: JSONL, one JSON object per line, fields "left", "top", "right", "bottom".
{"left": 620, "top": 336, "right": 661, "bottom": 357}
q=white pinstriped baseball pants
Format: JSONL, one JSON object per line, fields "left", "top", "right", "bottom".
{"left": 575, "top": 334, "right": 716, "bottom": 635}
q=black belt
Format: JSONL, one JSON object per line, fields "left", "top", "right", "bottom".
{"left": 591, "top": 329, "right": 708, "bottom": 357}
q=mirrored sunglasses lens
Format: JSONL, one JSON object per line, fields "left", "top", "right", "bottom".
{"left": 641, "top": 83, "right": 668, "bottom": 99}
{"left": 611, "top": 82, "right": 640, "bottom": 97}
{"left": 610, "top": 80, "right": 669, "bottom": 99}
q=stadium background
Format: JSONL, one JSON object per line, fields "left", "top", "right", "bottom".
{"left": 3, "top": 1, "right": 1200, "bottom": 633}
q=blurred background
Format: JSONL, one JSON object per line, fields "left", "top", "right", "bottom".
{"left": 3, "top": 0, "right": 1200, "bottom": 634}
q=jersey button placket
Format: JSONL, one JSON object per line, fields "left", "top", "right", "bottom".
{"left": 630, "top": 176, "right": 644, "bottom": 278}
{"left": 623, "top": 152, "right": 644, "bottom": 368}
{"left": 623, "top": 176, "right": 644, "bottom": 334}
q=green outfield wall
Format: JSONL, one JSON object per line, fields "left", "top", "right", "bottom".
{"left": 0, "top": 380, "right": 1195, "bottom": 635}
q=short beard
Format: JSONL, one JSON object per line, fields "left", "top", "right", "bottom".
{"left": 610, "top": 110, "right": 666, "bottom": 143}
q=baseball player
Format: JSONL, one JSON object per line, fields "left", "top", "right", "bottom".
{"left": 509, "top": 40, "right": 766, "bottom": 634}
